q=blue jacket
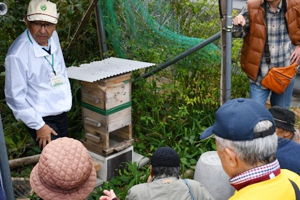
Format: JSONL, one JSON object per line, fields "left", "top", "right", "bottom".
{"left": 276, "top": 137, "right": 300, "bottom": 175}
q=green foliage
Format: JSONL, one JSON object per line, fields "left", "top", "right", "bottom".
{"left": 97, "top": 162, "right": 150, "bottom": 199}
{"left": 68, "top": 79, "right": 85, "bottom": 139}
{"left": 0, "top": 1, "right": 28, "bottom": 70}
{"left": 100, "top": 0, "right": 221, "bottom": 63}
{"left": 170, "top": 0, "right": 220, "bottom": 40}
{"left": 131, "top": 61, "right": 221, "bottom": 175}
{"left": 231, "top": 38, "right": 250, "bottom": 98}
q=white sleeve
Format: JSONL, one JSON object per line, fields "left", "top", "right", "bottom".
{"left": 5, "top": 54, "right": 45, "bottom": 130}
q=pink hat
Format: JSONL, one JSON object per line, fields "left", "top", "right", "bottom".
{"left": 30, "top": 137, "right": 97, "bottom": 200}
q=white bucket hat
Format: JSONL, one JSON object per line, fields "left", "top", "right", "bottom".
{"left": 27, "top": 0, "right": 58, "bottom": 24}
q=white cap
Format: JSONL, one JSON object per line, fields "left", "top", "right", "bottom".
{"left": 27, "top": 0, "right": 58, "bottom": 24}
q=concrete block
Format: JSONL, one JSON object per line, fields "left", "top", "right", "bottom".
{"left": 194, "top": 151, "right": 235, "bottom": 200}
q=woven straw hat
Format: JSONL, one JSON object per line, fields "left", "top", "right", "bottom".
{"left": 30, "top": 137, "right": 96, "bottom": 200}
{"left": 27, "top": 0, "right": 58, "bottom": 24}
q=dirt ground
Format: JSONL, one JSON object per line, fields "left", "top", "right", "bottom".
{"left": 291, "top": 95, "right": 300, "bottom": 129}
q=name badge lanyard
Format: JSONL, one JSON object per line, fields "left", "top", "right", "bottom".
{"left": 27, "top": 30, "right": 56, "bottom": 75}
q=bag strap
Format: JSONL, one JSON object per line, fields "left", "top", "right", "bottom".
{"left": 183, "top": 179, "right": 195, "bottom": 200}
{"left": 264, "top": 1, "right": 271, "bottom": 65}
{"left": 289, "top": 179, "right": 300, "bottom": 200}
{"left": 282, "top": 0, "right": 289, "bottom": 35}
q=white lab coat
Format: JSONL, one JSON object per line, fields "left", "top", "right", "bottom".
{"left": 5, "top": 29, "right": 72, "bottom": 130}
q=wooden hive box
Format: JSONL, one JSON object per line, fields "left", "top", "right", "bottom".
{"left": 81, "top": 73, "right": 134, "bottom": 156}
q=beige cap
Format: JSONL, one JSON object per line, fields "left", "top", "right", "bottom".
{"left": 27, "top": 0, "right": 58, "bottom": 24}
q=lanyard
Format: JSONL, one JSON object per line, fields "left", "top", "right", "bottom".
{"left": 27, "top": 30, "right": 56, "bottom": 75}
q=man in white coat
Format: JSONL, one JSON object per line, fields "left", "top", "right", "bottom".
{"left": 5, "top": 0, "right": 72, "bottom": 149}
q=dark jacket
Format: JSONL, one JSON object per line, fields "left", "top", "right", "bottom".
{"left": 125, "top": 177, "right": 214, "bottom": 200}
{"left": 276, "top": 137, "right": 300, "bottom": 175}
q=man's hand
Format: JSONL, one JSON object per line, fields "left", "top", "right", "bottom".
{"left": 291, "top": 46, "right": 300, "bottom": 65}
{"left": 36, "top": 124, "right": 57, "bottom": 148}
{"left": 99, "top": 189, "right": 117, "bottom": 200}
{"left": 232, "top": 15, "right": 246, "bottom": 26}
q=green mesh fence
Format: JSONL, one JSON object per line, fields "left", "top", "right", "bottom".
{"left": 98, "top": 0, "right": 221, "bottom": 64}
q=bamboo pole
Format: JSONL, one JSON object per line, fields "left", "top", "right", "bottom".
{"left": 9, "top": 155, "right": 40, "bottom": 169}
{"left": 66, "top": 0, "right": 98, "bottom": 52}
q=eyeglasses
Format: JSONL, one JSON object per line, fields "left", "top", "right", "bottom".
{"left": 30, "top": 21, "right": 55, "bottom": 29}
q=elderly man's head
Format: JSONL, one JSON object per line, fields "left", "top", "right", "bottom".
{"left": 269, "top": 106, "right": 296, "bottom": 139}
{"left": 150, "top": 147, "right": 181, "bottom": 178}
{"left": 200, "top": 98, "right": 278, "bottom": 178}
{"left": 25, "top": 0, "right": 58, "bottom": 46}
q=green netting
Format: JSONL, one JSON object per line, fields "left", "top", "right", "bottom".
{"left": 98, "top": 0, "right": 221, "bottom": 64}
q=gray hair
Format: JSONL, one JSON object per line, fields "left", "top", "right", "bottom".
{"left": 215, "top": 120, "right": 278, "bottom": 166}
{"left": 152, "top": 166, "right": 181, "bottom": 178}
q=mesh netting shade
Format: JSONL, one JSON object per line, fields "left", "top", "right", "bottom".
{"left": 98, "top": 0, "right": 220, "bottom": 64}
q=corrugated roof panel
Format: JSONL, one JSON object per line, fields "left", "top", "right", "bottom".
{"left": 67, "top": 57, "right": 155, "bottom": 82}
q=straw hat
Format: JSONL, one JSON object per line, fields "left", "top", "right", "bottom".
{"left": 30, "top": 137, "right": 97, "bottom": 200}
{"left": 27, "top": 0, "right": 58, "bottom": 24}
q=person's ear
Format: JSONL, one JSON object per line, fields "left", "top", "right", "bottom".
{"left": 24, "top": 17, "right": 30, "bottom": 26}
{"left": 147, "top": 165, "right": 154, "bottom": 183}
{"left": 224, "top": 147, "right": 238, "bottom": 168}
{"left": 283, "top": 130, "right": 292, "bottom": 138}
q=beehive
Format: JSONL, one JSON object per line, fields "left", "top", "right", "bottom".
{"left": 81, "top": 73, "right": 134, "bottom": 156}
{"left": 67, "top": 57, "right": 155, "bottom": 156}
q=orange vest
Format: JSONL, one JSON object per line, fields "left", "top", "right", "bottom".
{"left": 241, "top": 0, "right": 300, "bottom": 81}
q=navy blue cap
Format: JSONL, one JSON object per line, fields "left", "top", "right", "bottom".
{"left": 200, "top": 98, "right": 276, "bottom": 141}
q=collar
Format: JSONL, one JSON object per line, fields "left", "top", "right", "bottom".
{"left": 278, "top": 136, "right": 289, "bottom": 143}
{"left": 230, "top": 159, "right": 281, "bottom": 191}
{"left": 26, "top": 29, "right": 58, "bottom": 57}
{"left": 266, "top": 0, "right": 282, "bottom": 13}
{"left": 292, "top": 131, "right": 300, "bottom": 144}
{"left": 290, "top": 132, "right": 295, "bottom": 141}
{"left": 152, "top": 175, "right": 179, "bottom": 182}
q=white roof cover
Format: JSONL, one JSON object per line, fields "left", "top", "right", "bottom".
{"left": 67, "top": 57, "right": 155, "bottom": 82}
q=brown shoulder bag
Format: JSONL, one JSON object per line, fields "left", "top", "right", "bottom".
{"left": 261, "top": 62, "right": 298, "bottom": 94}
